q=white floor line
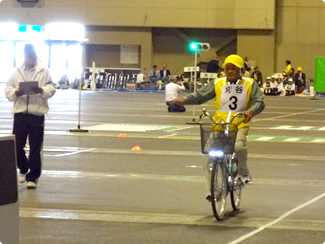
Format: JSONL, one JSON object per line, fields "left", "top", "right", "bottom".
{"left": 311, "top": 139, "right": 325, "bottom": 143}
{"left": 18, "top": 207, "right": 325, "bottom": 231}
{"left": 254, "top": 108, "right": 325, "bottom": 122}
{"left": 255, "top": 136, "right": 274, "bottom": 141}
{"left": 158, "top": 133, "right": 177, "bottom": 138}
{"left": 284, "top": 138, "right": 300, "bottom": 142}
{"left": 228, "top": 192, "right": 325, "bottom": 244}
{"left": 54, "top": 148, "right": 96, "bottom": 157}
{"left": 39, "top": 170, "right": 325, "bottom": 186}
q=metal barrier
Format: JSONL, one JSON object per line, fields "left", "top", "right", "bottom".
{"left": 87, "top": 72, "right": 142, "bottom": 90}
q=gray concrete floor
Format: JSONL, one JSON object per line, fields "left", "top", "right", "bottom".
{"left": 0, "top": 88, "right": 325, "bottom": 244}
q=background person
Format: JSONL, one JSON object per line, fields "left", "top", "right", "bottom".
{"left": 284, "top": 60, "right": 292, "bottom": 74}
{"left": 287, "top": 67, "right": 295, "bottom": 85}
{"left": 285, "top": 78, "right": 295, "bottom": 96}
{"left": 294, "top": 67, "right": 306, "bottom": 93}
{"left": 270, "top": 75, "right": 278, "bottom": 95}
{"left": 243, "top": 63, "right": 251, "bottom": 78}
{"left": 5, "top": 44, "right": 56, "bottom": 189}
{"left": 244, "top": 56, "right": 254, "bottom": 75}
{"left": 206, "top": 51, "right": 221, "bottom": 74}
{"left": 275, "top": 77, "right": 285, "bottom": 96}
{"left": 169, "top": 54, "right": 265, "bottom": 198}
{"left": 251, "top": 66, "right": 263, "bottom": 87}
{"left": 148, "top": 65, "right": 160, "bottom": 89}
{"left": 165, "top": 76, "right": 186, "bottom": 112}
{"left": 282, "top": 72, "right": 289, "bottom": 86}
{"left": 159, "top": 64, "right": 171, "bottom": 86}
{"left": 263, "top": 76, "right": 272, "bottom": 95}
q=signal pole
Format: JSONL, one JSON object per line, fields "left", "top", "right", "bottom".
{"left": 188, "top": 42, "right": 210, "bottom": 122}
{"left": 193, "top": 50, "right": 198, "bottom": 121}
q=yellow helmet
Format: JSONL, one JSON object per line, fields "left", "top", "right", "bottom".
{"left": 222, "top": 54, "right": 244, "bottom": 68}
{"left": 297, "top": 67, "right": 302, "bottom": 71}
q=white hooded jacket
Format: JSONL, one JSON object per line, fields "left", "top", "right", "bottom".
{"left": 5, "top": 61, "right": 56, "bottom": 116}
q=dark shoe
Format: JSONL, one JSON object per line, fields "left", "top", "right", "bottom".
{"left": 168, "top": 108, "right": 175, "bottom": 112}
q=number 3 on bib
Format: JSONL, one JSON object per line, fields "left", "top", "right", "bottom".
{"left": 220, "top": 85, "right": 247, "bottom": 112}
{"left": 229, "top": 96, "right": 238, "bottom": 110}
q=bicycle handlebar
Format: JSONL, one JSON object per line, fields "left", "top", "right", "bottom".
{"left": 199, "top": 108, "right": 245, "bottom": 125}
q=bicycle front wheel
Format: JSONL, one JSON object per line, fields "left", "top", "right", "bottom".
{"left": 210, "top": 160, "right": 227, "bottom": 220}
{"left": 230, "top": 177, "right": 242, "bottom": 211}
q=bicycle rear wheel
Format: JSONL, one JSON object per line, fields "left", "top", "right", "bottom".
{"left": 230, "top": 177, "right": 242, "bottom": 211}
{"left": 210, "top": 160, "right": 227, "bottom": 220}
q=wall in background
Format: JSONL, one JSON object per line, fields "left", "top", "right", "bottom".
{"left": 275, "top": 0, "right": 325, "bottom": 78}
{"left": 85, "top": 26, "right": 152, "bottom": 72}
{"left": 3, "top": 0, "right": 325, "bottom": 79}
{"left": 0, "top": 0, "right": 275, "bottom": 29}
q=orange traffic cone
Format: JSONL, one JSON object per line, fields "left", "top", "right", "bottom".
{"left": 118, "top": 133, "right": 127, "bottom": 138}
{"left": 131, "top": 146, "right": 143, "bottom": 151}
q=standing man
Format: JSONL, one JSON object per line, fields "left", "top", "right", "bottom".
{"left": 169, "top": 54, "right": 265, "bottom": 198}
{"left": 251, "top": 66, "right": 263, "bottom": 87}
{"left": 294, "top": 67, "right": 306, "bottom": 93}
{"left": 165, "top": 76, "right": 186, "bottom": 112}
{"left": 5, "top": 44, "right": 56, "bottom": 189}
{"left": 206, "top": 52, "right": 221, "bottom": 74}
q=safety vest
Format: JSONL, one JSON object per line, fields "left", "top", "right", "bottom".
{"left": 213, "top": 77, "right": 254, "bottom": 129}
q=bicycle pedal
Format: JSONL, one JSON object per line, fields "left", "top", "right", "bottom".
{"left": 242, "top": 180, "right": 253, "bottom": 186}
{"left": 206, "top": 195, "right": 212, "bottom": 202}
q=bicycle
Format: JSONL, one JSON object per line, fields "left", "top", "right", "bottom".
{"left": 199, "top": 108, "right": 248, "bottom": 220}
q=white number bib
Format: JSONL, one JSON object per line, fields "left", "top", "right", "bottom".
{"left": 220, "top": 85, "right": 247, "bottom": 112}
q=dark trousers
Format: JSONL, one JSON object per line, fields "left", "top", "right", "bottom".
{"left": 286, "top": 90, "right": 295, "bottom": 96}
{"left": 264, "top": 88, "right": 277, "bottom": 96}
{"left": 166, "top": 102, "right": 186, "bottom": 112}
{"left": 13, "top": 113, "right": 44, "bottom": 182}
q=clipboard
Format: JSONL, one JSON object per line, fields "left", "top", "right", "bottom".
{"left": 19, "top": 81, "right": 38, "bottom": 95}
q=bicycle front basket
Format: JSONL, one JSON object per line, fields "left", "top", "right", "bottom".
{"left": 200, "top": 123, "right": 238, "bottom": 154}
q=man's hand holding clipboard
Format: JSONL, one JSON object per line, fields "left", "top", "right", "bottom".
{"left": 17, "top": 81, "right": 42, "bottom": 96}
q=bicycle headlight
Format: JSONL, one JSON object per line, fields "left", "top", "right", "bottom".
{"left": 208, "top": 150, "right": 224, "bottom": 157}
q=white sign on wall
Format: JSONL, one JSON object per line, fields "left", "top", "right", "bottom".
{"left": 120, "top": 45, "right": 139, "bottom": 64}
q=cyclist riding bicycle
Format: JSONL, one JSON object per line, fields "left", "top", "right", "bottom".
{"left": 170, "top": 54, "right": 265, "bottom": 199}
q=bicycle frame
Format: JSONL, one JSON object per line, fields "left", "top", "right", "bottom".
{"left": 199, "top": 108, "right": 244, "bottom": 220}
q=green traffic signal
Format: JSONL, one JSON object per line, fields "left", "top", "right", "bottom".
{"left": 189, "top": 42, "right": 210, "bottom": 52}
{"left": 189, "top": 42, "right": 198, "bottom": 51}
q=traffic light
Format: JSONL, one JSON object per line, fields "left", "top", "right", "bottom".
{"left": 189, "top": 42, "right": 210, "bottom": 52}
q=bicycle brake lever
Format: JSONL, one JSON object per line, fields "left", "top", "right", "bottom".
{"left": 236, "top": 112, "right": 245, "bottom": 118}
{"left": 199, "top": 109, "right": 211, "bottom": 120}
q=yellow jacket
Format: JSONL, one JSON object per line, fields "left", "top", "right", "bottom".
{"left": 185, "top": 77, "right": 265, "bottom": 130}
{"left": 213, "top": 77, "right": 253, "bottom": 129}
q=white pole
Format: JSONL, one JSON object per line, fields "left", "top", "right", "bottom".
{"left": 91, "top": 61, "right": 96, "bottom": 91}
{"left": 192, "top": 51, "right": 198, "bottom": 122}
{"left": 77, "top": 72, "right": 82, "bottom": 129}
{"left": 70, "top": 40, "right": 89, "bottom": 132}
{"left": 194, "top": 51, "right": 197, "bottom": 92}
